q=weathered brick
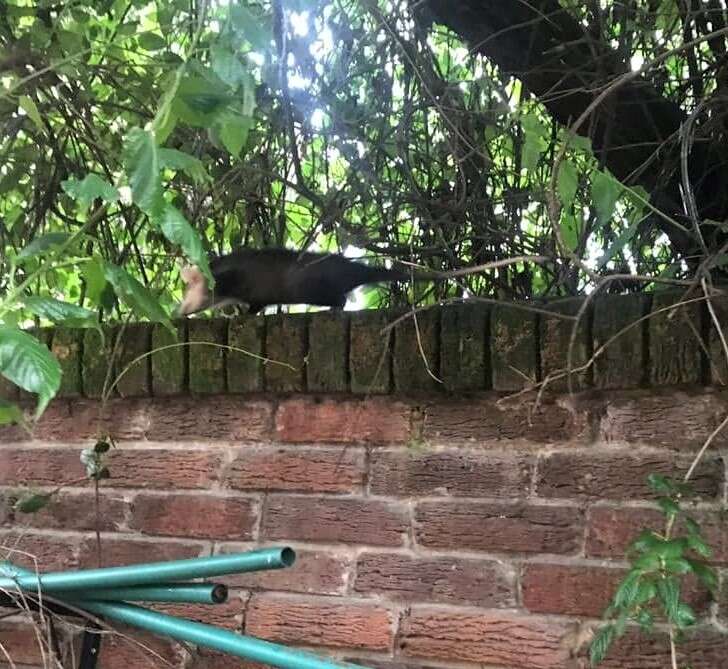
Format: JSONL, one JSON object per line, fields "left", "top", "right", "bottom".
{"left": 52, "top": 326, "right": 83, "bottom": 397}
{"left": 129, "top": 493, "right": 257, "bottom": 540}
{"left": 151, "top": 320, "right": 186, "bottom": 395}
{"left": 369, "top": 449, "right": 532, "bottom": 497}
{"left": 354, "top": 553, "right": 515, "bottom": 607}
{"left": 579, "top": 626, "right": 728, "bottom": 669}
{"left": 78, "top": 536, "right": 205, "bottom": 568}
{"left": 188, "top": 318, "right": 227, "bottom": 394}
{"left": 307, "top": 311, "right": 349, "bottom": 393}
{"left": 393, "top": 309, "right": 441, "bottom": 394}
{"left": 192, "top": 649, "right": 266, "bottom": 669}
{"left": 0, "top": 447, "right": 87, "bottom": 486}
{"left": 349, "top": 309, "right": 393, "bottom": 394}
{"left": 82, "top": 325, "right": 116, "bottom": 398}
{"left": 440, "top": 303, "right": 488, "bottom": 392}
{"left": 246, "top": 594, "right": 393, "bottom": 651}
{"left": 599, "top": 389, "right": 728, "bottom": 450}
{"left": 105, "top": 449, "right": 223, "bottom": 489}
{"left": 275, "top": 397, "right": 410, "bottom": 444}
{"left": 707, "top": 294, "right": 728, "bottom": 385}
{"left": 593, "top": 294, "right": 649, "bottom": 389}
{"left": 145, "top": 396, "right": 272, "bottom": 441}
{"left": 399, "top": 607, "right": 571, "bottom": 669}
{"left": 264, "top": 314, "right": 307, "bottom": 393}
{"left": 540, "top": 297, "right": 591, "bottom": 392}
{"left": 0, "top": 372, "right": 19, "bottom": 401}
{"left": 263, "top": 496, "right": 408, "bottom": 547}
{"left": 423, "top": 395, "right": 580, "bottom": 445}
{"left": 536, "top": 450, "right": 723, "bottom": 501}
{"left": 225, "top": 447, "right": 365, "bottom": 494}
{"left": 115, "top": 322, "right": 152, "bottom": 397}
{"left": 649, "top": 289, "right": 703, "bottom": 386}
{"left": 15, "top": 491, "right": 128, "bottom": 532}
{"left": 227, "top": 315, "right": 265, "bottom": 393}
{"left": 0, "top": 621, "right": 57, "bottom": 665}
{"left": 587, "top": 506, "right": 728, "bottom": 565}
{"left": 217, "top": 545, "right": 351, "bottom": 595}
{"left": 415, "top": 501, "right": 582, "bottom": 555}
{"left": 0, "top": 530, "right": 80, "bottom": 571}
{"left": 97, "top": 626, "right": 183, "bottom": 669}
{"left": 153, "top": 596, "right": 244, "bottom": 630}
{"left": 522, "top": 562, "right": 711, "bottom": 617}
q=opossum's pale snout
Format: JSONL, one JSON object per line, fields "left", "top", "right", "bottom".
{"left": 176, "top": 265, "right": 213, "bottom": 317}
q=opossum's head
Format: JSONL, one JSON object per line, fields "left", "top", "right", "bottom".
{"left": 176, "top": 265, "right": 213, "bottom": 316}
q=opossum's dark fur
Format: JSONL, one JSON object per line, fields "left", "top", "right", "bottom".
{"left": 177, "top": 247, "right": 434, "bottom": 316}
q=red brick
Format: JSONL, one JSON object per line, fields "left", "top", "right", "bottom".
{"left": 130, "top": 493, "right": 257, "bottom": 540}
{"left": 0, "top": 530, "right": 79, "bottom": 571}
{"left": 106, "top": 448, "right": 222, "bottom": 489}
{"left": 423, "top": 395, "right": 583, "bottom": 445}
{"left": 600, "top": 389, "right": 728, "bottom": 450}
{"left": 262, "top": 496, "right": 408, "bottom": 547}
{"left": 415, "top": 501, "right": 582, "bottom": 555}
{"left": 246, "top": 594, "right": 393, "bottom": 651}
{"left": 369, "top": 449, "right": 532, "bottom": 497}
{"left": 153, "top": 595, "right": 244, "bottom": 630}
{"left": 96, "top": 626, "right": 183, "bottom": 669}
{"left": 15, "top": 491, "right": 128, "bottom": 532}
{"left": 522, "top": 562, "right": 711, "bottom": 618}
{"left": 587, "top": 506, "right": 728, "bottom": 564}
{"left": 354, "top": 553, "right": 515, "bottom": 607}
{"left": 536, "top": 450, "right": 722, "bottom": 501}
{"left": 0, "top": 448, "right": 87, "bottom": 486}
{"left": 578, "top": 626, "right": 728, "bottom": 669}
{"left": 78, "top": 536, "right": 205, "bottom": 568}
{"left": 0, "top": 621, "right": 54, "bottom": 665}
{"left": 275, "top": 398, "right": 410, "bottom": 444}
{"left": 226, "top": 447, "right": 365, "bottom": 494}
{"left": 218, "top": 545, "right": 351, "bottom": 595}
{"left": 399, "top": 607, "right": 571, "bottom": 669}
{"left": 191, "top": 649, "right": 267, "bottom": 669}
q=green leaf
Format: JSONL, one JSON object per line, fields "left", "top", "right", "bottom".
{"left": 138, "top": 32, "right": 167, "bottom": 51}
{"left": 597, "top": 218, "right": 638, "bottom": 269}
{"left": 158, "top": 148, "right": 209, "bottom": 184}
{"left": 657, "top": 496, "right": 680, "bottom": 518}
{"left": 211, "top": 44, "right": 248, "bottom": 88}
{"left": 630, "top": 529, "right": 663, "bottom": 554}
{"left": 17, "top": 232, "right": 72, "bottom": 261}
{"left": 557, "top": 160, "right": 579, "bottom": 208}
{"left": 656, "top": 576, "right": 680, "bottom": 621}
{"left": 216, "top": 111, "right": 253, "bottom": 157}
{"left": 675, "top": 602, "right": 696, "bottom": 628}
{"left": 689, "top": 560, "right": 717, "bottom": 592}
{"left": 635, "top": 578, "right": 657, "bottom": 605}
{"left": 663, "top": 557, "right": 693, "bottom": 575}
{"left": 22, "top": 297, "right": 97, "bottom": 327}
{"left": 103, "top": 263, "right": 172, "bottom": 331}
{"left": 683, "top": 516, "right": 702, "bottom": 536}
{"left": 123, "top": 128, "right": 162, "bottom": 212}
{"left": 16, "top": 492, "right": 51, "bottom": 514}
{"left": 0, "top": 327, "right": 61, "bottom": 418}
{"left": 589, "top": 624, "right": 615, "bottom": 667}
{"left": 635, "top": 609, "right": 654, "bottom": 630}
{"left": 82, "top": 259, "right": 107, "bottom": 306}
{"left": 520, "top": 112, "right": 546, "bottom": 173}
{"left": 229, "top": 5, "right": 273, "bottom": 51}
{"left": 0, "top": 400, "right": 23, "bottom": 426}
{"left": 647, "top": 473, "right": 675, "bottom": 494}
{"left": 153, "top": 203, "right": 212, "bottom": 284}
{"left": 613, "top": 570, "right": 641, "bottom": 608}
{"left": 591, "top": 170, "right": 621, "bottom": 225}
{"left": 172, "top": 74, "right": 231, "bottom": 128}
{"left": 685, "top": 533, "right": 712, "bottom": 558}
{"left": 559, "top": 212, "right": 579, "bottom": 252}
{"left": 18, "top": 95, "right": 43, "bottom": 131}
{"left": 61, "top": 174, "right": 119, "bottom": 210}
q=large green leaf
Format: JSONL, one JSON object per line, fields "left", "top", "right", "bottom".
{"left": 153, "top": 203, "right": 212, "bottom": 283}
{"left": 172, "top": 74, "right": 231, "bottom": 128}
{"left": 17, "top": 232, "right": 72, "bottom": 261}
{"left": 103, "top": 263, "right": 172, "bottom": 331}
{"left": 520, "top": 112, "right": 546, "bottom": 173}
{"left": 123, "top": 128, "right": 162, "bottom": 213}
{"left": 557, "top": 160, "right": 579, "bottom": 208}
{"left": 0, "top": 399, "right": 23, "bottom": 426}
{"left": 158, "top": 148, "right": 209, "bottom": 184}
{"left": 216, "top": 111, "right": 253, "bottom": 157}
{"left": 82, "top": 259, "right": 107, "bottom": 306}
{"left": 211, "top": 44, "right": 248, "bottom": 88}
{"left": 61, "top": 174, "right": 119, "bottom": 210}
{"left": 0, "top": 326, "right": 61, "bottom": 418}
{"left": 22, "top": 296, "right": 97, "bottom": 327}
{"left": 18, "top": 95, "right": 43, "bottom": 131}
{"left": 591, "top": 170, "right": 622, "bottom": 226}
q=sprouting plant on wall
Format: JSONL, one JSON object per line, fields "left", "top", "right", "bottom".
{"left": 589, "top": 474, "right": 718, "bottom": 667}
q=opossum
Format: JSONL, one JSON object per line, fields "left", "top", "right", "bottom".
{"left": 176, "top": 247, "right": 433, "bottom": 316}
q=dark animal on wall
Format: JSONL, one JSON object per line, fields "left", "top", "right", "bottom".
{"left": 176, "top": 247, "right": 437, "bottom": 316}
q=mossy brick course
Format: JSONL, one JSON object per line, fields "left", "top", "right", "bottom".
{"left": 188, "top": 318, "right": 227, "bottom": 394}
{"left": 490, "top": 304, "right": 539, "bottom": 391}
{"left": 264, "top": 313, "right": 307, "bottom": 393}
{"left": 227, "top": 315, "right": 265, "bottom": 393}
{"left": 151, "top": 321, "right": 186, "bottom": 395}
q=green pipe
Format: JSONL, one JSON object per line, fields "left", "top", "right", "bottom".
{"left": 0, "top": 547, "right": 294, "bottom": 593}
{"left": 55, "top": 583, "right": 228, "bottom": 604}
{"left": 69, "top": 599, "right": 371, "bottom": 669}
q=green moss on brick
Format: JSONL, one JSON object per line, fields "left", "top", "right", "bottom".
{"left": 393, "top": 308, "right": 441, "bottom": 394}
{"left": 83, "top": 325, "right": 117, "bottom": 399}
{"left": 228, "top": 315, "right": 265, "bottom": 393}
{"left": 115, "top": 323, "right": 152, "bottom": 397}
{"left": 151, "top": 321, "right": 186, "bottom": 395}
{"left": 52, "top": 327, "right": 82, "bottom": 397}
{"left": 440, "top": 303, "right": 489, "bottom": 392}
{"left": 593, "top": 293, "right": 650, "bottom": 389}
{"left": 308, "top": 311, "right": 348, "bottom": 393}
{"left": 188, "top": 318, "right": 227, "bottom": 394}
{"left": 349, "top": 309, "right": 393, "bottom": 394}
{"left": 649, "top": 289, "right": 703, "bottom": 386}
{"left": 490, "top": 304, "right": 538, "bottom": 391}
{"left": 264, "top": 313, "right": 307, "bottom": 393}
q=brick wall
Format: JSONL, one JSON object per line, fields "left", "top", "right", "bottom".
{"left": 1, "top": 292, "right": 728, "bottom": 669}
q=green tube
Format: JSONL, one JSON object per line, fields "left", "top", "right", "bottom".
{"left": 54, "top": 583, "right": 228, "bottom": 604}
{"left": 70, "top": 599, "right": 371, "bottom": 669}
{"left": 0, "top": 547, "right": 294, "bottom": 593}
